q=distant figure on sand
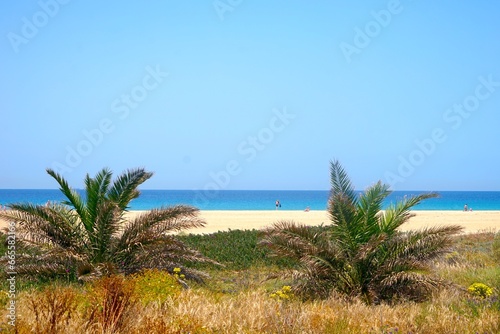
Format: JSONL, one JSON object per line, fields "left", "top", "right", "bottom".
{"left": 276, "top": 200, "right": 281, "bottom": 210}
{"left": 464, "top": 204, "right": 468, "bottom": 212}
{"left": 304, "top": 206, "right": 310, "bottom": 212}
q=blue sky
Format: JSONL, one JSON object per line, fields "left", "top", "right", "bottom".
{"left": 1, "top": 1, "right": 499, "bottom": 191}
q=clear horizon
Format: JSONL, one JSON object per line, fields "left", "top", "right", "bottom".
{"left": 1, "top": 188, "right": 499, "bottom": 193}
{"left": 1, "top": 1, "right": 499, "bottom": 191}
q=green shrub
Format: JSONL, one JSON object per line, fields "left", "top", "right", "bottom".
{"left": 0, "top": 232, "right": 7, "bottom": 255}
{"left": 179, "top": 229, "right": 296, "bottom": 270}
{"left": 132, "top": 268, "right": 182, "bottom": 305}
{"left": 493, "top": 232, "right": 500, "bottom": 263}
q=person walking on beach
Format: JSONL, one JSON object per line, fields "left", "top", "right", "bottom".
{"left": 464, "top": 204, "right": 468, "bottom": 212}
{"left": 276, "top": 200, "right": 281, "bottom": 210}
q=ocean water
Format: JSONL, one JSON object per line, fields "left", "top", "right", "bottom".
{"left": 0, "top": 189, "right": 499, "bottom": 211}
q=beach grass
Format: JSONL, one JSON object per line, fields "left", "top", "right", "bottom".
{"left": 1, "top": 228, "right": 499, "bottom": 333}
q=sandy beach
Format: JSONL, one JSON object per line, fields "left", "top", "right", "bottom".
{"left": 1, "top": 210, "right": 498, "bottom": 235}
{"left": 188, "top": 210, "right": 500, "bottom": 234}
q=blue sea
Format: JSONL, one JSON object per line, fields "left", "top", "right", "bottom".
{"left": 0, "top": 189, "right": 499, "bottom": 211}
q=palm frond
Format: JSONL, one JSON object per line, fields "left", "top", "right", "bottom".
{"left": 1, "top": 256, "right": 72, "bottom": 277}
{"left": 113, "top": 205, "right": 205, "bottom": 265}
{"left": 0, "top": 236, "right": 88, "bottom": 278}
{"left": 3, "top": 203, "right": 85, "bottom": 252}
{"left": 380, "top": 193, "right": 439, "bottom": 234}
{"left": 356, "top": 181, "right": 391, "bottom": 237}
{"left": 389, "top": 225, "right": 463, "bottom": 263}
{"left": 328, "top": 194, "right": 358, "bottom": 253}
{"left": 379, "top": 192, "right": 438, "bottom": 234}
{"left": 122, "top": 205, "right": 204, "bottom": 237}
{"left": 46, "top": 168, "right": 88, "bottom": 227}
{"left": 85, "top": 168, "right": 113, "bottom": 228}
{"left": 327, "top": 160, "right": 359, "bottom": 251}
{"left": 90, "top": 201, "right": 121, "bottom": 263}
{"left": 329, "top": 160, "right": 357, "bottom": 203}
{"left": 355, "top": 233, "right": 387, "bottom": 261}
{"left": 122, "top": 236, "right": 218, "bottom": 280}
{"left": 377, "top": 270, "right": 445, "bottom": 302}
{"left": 260, "top": 221, "right": 325, "bottom": 260}
{"left": 107, "top": 168, "right": 153, "bottom": 210}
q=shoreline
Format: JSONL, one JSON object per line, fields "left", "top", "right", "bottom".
{"left": 1, "top": 210, "right": 498, "bottom": 235}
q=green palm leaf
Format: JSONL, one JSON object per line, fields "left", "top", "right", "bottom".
{"left": 329, "top": 160, "right": 357, "bottom": 203}
{"left": 356, "top": 181, "right": 390, "bottom": 237}
{"left": 46, "top": 168, "right": 87, "bottom": 226}
{"left": 107, "top": 168, "right": 153, "bottom": 210}
{"left": 85, "top": 168, "right": 113, "bottom": 229}
{"left": 379, "top": 192, "right": 438, "bottom": 234}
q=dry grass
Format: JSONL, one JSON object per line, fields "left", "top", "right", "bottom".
{"left": 83, "top": 276, "right": 136, "bottom": 333}
{"left": 3, "top": 285, "right": 498, "bottom": 334}
{"left": 24, "top": 285, "right": 78, "bottom": 334}
{"left": 2, "top": 231, "right": 499, "bottom": 333}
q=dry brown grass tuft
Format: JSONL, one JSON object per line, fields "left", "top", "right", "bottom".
{"left": 15, "top": 285, "right": 79, "bottom": 334}
{"left": 83, "top": 275, "right": 136, "bottom": 334}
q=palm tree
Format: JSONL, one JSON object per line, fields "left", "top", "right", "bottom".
{"left": 0, "top": 167, "right": 216, "bottom": 282}
{"left": 260, "top": 160, "right": 463, "bottom": 304}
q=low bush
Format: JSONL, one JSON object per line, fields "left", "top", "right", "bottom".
{"left": 131, "top": 268, "right": 183, "bottom": 305}
{"left": 179, "top": 229, "right": 296, "bottom": 270}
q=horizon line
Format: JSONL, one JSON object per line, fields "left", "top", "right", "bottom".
{"left": 0, "top": 188, "right": 499, "bottom": 192}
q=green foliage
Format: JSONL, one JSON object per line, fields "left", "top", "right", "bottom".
{"left": 179, "top": 229, "right": 296, "bottom": 270}
{"left": 0, "top": 168, "right": 215, "bottom": 282}
{"left": 132, "top": 268, "right": 182, "bottom": 305}
{"left": 493, "top": 232, "right": 500, "bottom": 263}
{"left": 0, "top": 290, "right": 9, "bottom": 308}
{"left": 468, "top": 282, "right": 494, "bottom": 298}
{"left": 0, "top": 232, "right": 6, "bottom": 255}
{"left": 439, "top": 231, "right": 500, "bottom": 293}
{"left": 455, "top": 231, "right": 497, "bottom": 264}
{"left": 260, "top": 160, "right": 463, "bottom": 304}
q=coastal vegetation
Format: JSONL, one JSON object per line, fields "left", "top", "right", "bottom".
{"left": 0, "top": 163, "right": 498, "bottom": 333}
{"left": 0, "top": 228, "right": 499, "bottom": 333}
{"left": 260, "top": 160, "right": 463, "bottom": 303}
{"left": 0, "top": 167, "right": 215, "bottom": 282}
